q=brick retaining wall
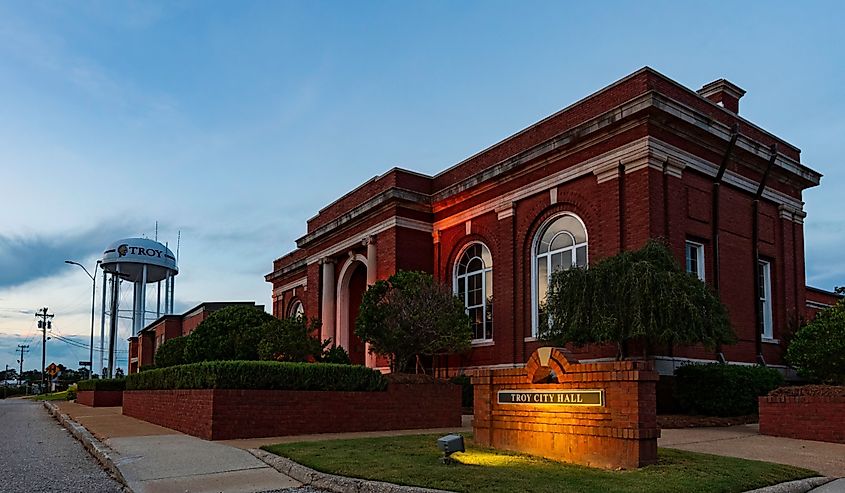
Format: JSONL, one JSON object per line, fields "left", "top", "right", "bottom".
{"left": 76, "top": 390, "right": 123, "bottom": 407}
{"left": 123, "top": 382, "right": 461, "bottom": 440}
{"left": 759, "top": 395, "right": 845, "bottom": 443}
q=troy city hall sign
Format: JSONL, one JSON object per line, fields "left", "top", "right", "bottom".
{"left": 497, "top": 389, "right": 605, "bottom": 406}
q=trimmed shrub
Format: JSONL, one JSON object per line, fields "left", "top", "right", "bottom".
{"left": 674, "top": 363, "right": 783, "bottom": 416}
{"left": 77, "top": 378, "right": 126, "bottom": 392}
{"left": 66, "top": 388, "right": 77, "bottom": 401}
{"left": 155, "top": 336, "right": 189, "bottom": 368}
{"left": 125, "top": 361, "right": 388, "bottom": 392}
{"left": 786, "top": 300, "right": 845, "bottom": 384}
{"left": 183, "top": 306, "right": 275, "bottom": 363}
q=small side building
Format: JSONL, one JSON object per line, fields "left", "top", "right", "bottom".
{"left": 128, "top": 301, "right": 264, "bottom": 373}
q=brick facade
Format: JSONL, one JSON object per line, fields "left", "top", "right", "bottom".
{"left": 122, "top": 383, "right": 461, "bottom": 440}
{"left": 266, "top": 67, "right": 825, "bottom": 374}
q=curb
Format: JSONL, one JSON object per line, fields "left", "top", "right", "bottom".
{"left": 249, "top": 448, "right": 456, "bottom": 493}
{"left": 743, "top": 477, "right": 835, "bottom": 493}
{"left": 43, "top": 401, "right": 132, "bottom": 493}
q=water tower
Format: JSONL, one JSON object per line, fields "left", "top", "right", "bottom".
{"left": 100, "top": 238, "right": 178, "bottom": 377}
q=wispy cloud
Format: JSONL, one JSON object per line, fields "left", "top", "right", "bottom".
{"left": 0, "top": 221, "right": 142, "bottom": 289}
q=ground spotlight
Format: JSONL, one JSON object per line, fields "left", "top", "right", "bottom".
{"left": 437, "top": 434, "right": 465, "bottom": 464}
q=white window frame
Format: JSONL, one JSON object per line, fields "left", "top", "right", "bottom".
{"left": 288, "top": 300, "right": 304, "bottom": 319}
{"left": 453, "top": 242, "right": 493, "bottom": 342}
{"left": 685, "top": 241, "right": 705, "bottom": 281}
{"left": 531, "top": 213, "right": 588, "bottom": 337}
{"left": 759, "top": 260, "right": 773, "bottom": 340}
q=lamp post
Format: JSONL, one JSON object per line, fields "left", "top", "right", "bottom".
{"left": 65, "top": 259, "right": 101, "bottom": 378}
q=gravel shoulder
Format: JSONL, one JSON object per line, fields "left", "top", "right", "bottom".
{"left": 0, "top": 398, "right": 124, "bottom": 493}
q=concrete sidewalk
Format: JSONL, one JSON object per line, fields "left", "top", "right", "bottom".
{"left": 52, "top": 401, "right": 301, "bottom": 493}
{"left": 659, "top": 424, "right": 845, "bottom": 478}
{"left": 51, "top": 403, "right": 842, "bottom": 492}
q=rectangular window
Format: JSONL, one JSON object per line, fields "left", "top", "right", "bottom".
{"left": 685, "top": 241, "right": 705, "bottom": 280}
{"left": 759, "top": 260, "right": 773, "bottom": 339}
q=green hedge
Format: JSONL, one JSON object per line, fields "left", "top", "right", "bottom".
{"left": 674, "top": 363, "right": 783, "bottom": 416}
{"left": 76, "top": 378, "right": 126, "bottom": 392}
{"left": 125, "top": 361, "right": 388, "bottom": 392}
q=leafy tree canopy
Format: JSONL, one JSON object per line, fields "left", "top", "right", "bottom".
{"left": 257, "top": 316, "right": 327, "bottom": 363}
{"left": 183, "top": 305, "right": 275, "bottom": 363}
{"left": 356, "top": 270, "right": 472, "bottom": 373}
{"left": 787, "top": 297, "right": 845, "bottom": 384}
{"left": 542, "top": 239, "right": 734, "bottom": 358}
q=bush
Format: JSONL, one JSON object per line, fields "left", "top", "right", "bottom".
{"left": 258, "top": 317, "right": 326, "bottom": 363}
{"left": 125, "top": 361, "right": 388, "bottom": 392}
{"left": 183, "top": 305, "right": 276, "bottom": 363}
{"left": 321, "top": 345, "right": 351, "bottom": 365}
{"left": 674, "top": 364, "right": 783, "bottom": 416}
{"left": 155, "top": 336, "right": 189, "bottom": 368}
{"left": 0, "top": 387, "right": 27, "bottom": 399}
{"left": 786, "top": 300, "right": 845, "bottom": 384}
{"left": 77, "top": 378, "right": 126, "bottom": 392}
{"left": 66, "top": 387, "right": 77, "bottom": 401}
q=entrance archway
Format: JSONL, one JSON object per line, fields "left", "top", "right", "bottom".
{"left": 336, "top": 256, "right": 368, "bottom": 365}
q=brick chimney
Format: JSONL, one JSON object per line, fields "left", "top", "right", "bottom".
{"left": 697, "top": 79, "right": 746, "bottom": 114}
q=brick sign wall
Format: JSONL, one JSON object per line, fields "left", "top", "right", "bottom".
{"left": 472, "top": 347, "right": 659, "bottom": 469}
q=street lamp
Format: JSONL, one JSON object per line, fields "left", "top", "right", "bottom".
{"left": 65, "top": 259, "right": 101, "bottom": 378}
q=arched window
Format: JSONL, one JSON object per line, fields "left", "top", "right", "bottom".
{"left": 288, "top": 300, "right": 304, "bottom": 319}
{"left": 454, "top": 242, "right": 493, "bottom": 341}
{"left": 531, "top": 213, "right": 588, "bottom": 336}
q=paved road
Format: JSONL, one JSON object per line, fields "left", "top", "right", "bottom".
{"left": 0, "top": 398, "right": 124, "bottom": 493}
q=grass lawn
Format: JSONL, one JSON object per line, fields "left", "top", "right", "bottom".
{"left": 263, "top": 434, "right": 816, "bottom": 493}
{"left": 26, "top": 390, "right": 70, "bottom": 401}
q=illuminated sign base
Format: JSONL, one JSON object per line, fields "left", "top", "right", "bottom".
{"left": 471, "top": 347, "right": 660, "bottom": 469}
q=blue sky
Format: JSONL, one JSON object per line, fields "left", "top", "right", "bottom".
{"left": 1, "top": 1, "right": 843, "bottom": 373}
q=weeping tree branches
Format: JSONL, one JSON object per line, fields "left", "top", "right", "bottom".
{"left": 541, "top": 240, "right": 734, "bottom": 359}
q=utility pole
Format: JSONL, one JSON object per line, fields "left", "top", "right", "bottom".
{"left": 16, "top": 344, "right": 29, "bottom": 386}
{"left": 35, "top": 307, "right": 54, "bottom": 393}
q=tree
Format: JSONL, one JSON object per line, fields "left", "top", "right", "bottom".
{"left": 356, "top": 270, "right": 472, "bottom": 373}
{"left": 183, "top": 305, "right": 275, "bottom": 362}
{"left": 0, "top": 368, "right": 17, "bottom": 382}
{"left": 542, "top": 239, "right": 734, "bottom": 359}
{"left": 257, "top": 316, "right": 327, "bottom": 363}
{"left": 155, "top": 336, "right": 189, "bottom": 368}
{"left": 786, "top": 298, "right": 845, "bottom": 384}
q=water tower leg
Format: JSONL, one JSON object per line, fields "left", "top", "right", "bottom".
{"left": 138, "top": 265, "right": 147, "bottom": 335}
{"left": 100, "top": 269, "right": 107, "bottom": 376}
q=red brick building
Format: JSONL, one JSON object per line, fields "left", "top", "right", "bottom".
{"left": 266, "top": 67, "right": 832, "bottom": 375}
{"left": 128, "top": 302, "right": 263, "bottom": 373}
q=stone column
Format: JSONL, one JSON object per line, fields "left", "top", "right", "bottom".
{"left": 364, "top": 236, "right": 378, "bottom": 285}
{"left": 320, "top": 258, "right": 336, "bottom": 343}
{"left": 363, "top": 236, "right": 377, "bottom": 368}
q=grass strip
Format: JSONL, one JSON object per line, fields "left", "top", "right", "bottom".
{"left": 263, "top": 433, "right": 815, "bottom": 493}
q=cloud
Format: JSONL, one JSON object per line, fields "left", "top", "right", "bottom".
{"left": 0, "top": 221, "right": 142, "bottom": 289}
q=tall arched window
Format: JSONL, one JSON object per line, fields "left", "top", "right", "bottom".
{"left": 531, "top": 213, "right": 588, "bottom": 336}
{"left": 454, "top": 242, "right": 493, "bottom": 341}
{"left": 288, "top": 300, "right": 304, "bottom": 319}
